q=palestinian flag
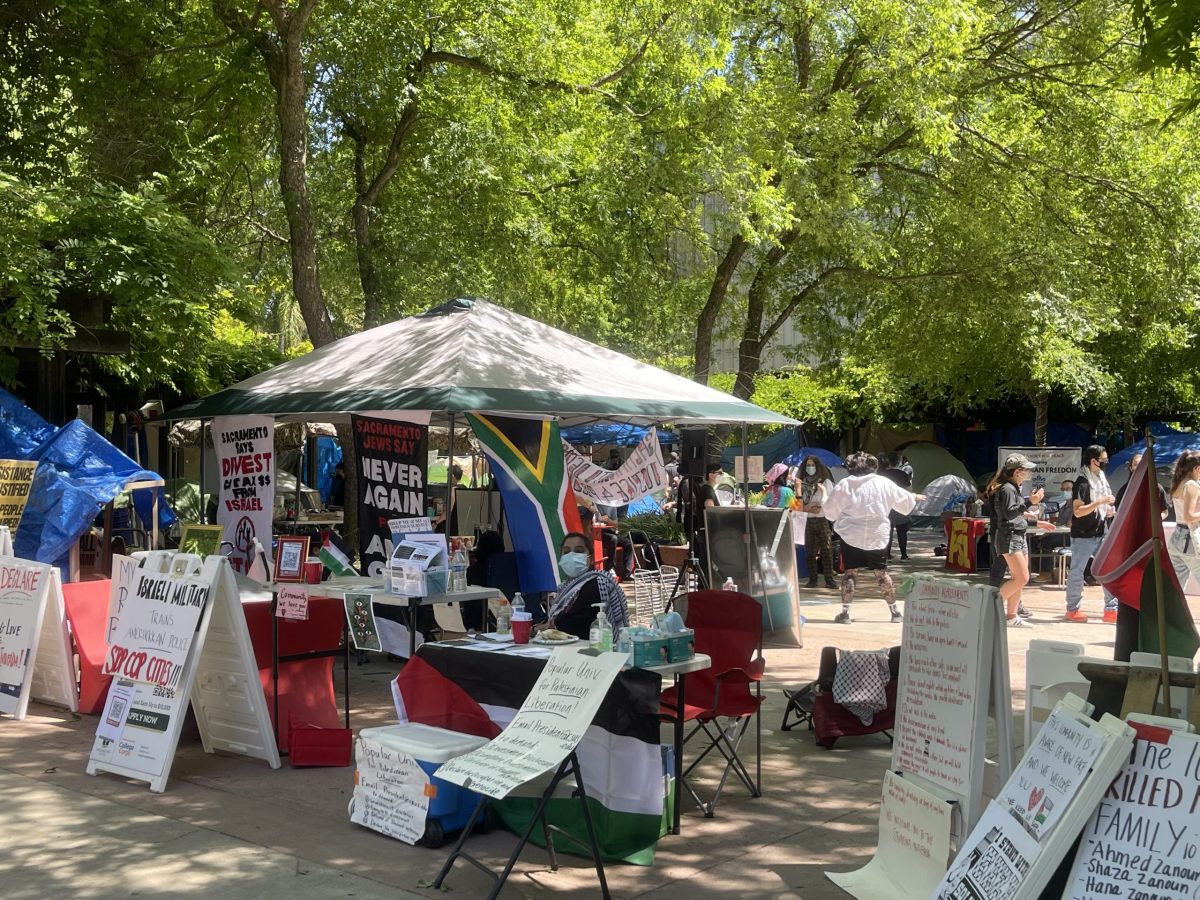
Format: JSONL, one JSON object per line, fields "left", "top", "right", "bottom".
{"left": 1093, "top": 446, "right": 1200, "bottom": 660}
{"left": 393, "top": 645, "right": 668, "bottom": 864}
{"left": 319, "top": 530, "right": 358, "bottom": 576}
{"left": 467, "top": 413, "right": 583, "bottom": 594}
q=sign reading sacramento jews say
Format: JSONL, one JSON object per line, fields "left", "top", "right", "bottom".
{"left": 435, "top": 647, "right": 626, "bottom": 798}
{"left": 213, "top": 415, "right": 274, "bottom": 575}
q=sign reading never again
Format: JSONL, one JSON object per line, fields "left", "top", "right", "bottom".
{"left": 352, "top": 414, "right": 428, "bottom": 576}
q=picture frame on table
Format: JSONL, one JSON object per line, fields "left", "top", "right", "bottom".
{"left": 274, "top": 535, "right": 310, "bottom": 583}
{"left": 178, "top": 523, "right": 226, "bottom": 559}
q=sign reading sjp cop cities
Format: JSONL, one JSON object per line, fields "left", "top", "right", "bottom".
{"left": 0, "top": 460, "right": 37, "bottom": 536}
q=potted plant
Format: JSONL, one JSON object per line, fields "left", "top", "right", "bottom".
{"left": 618, "top": 512, "right": 689, "bottom": 568}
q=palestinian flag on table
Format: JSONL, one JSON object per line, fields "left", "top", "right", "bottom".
{"left": 393, "top": 646, "right": 668, "bottom": 864}
{"left": 1093, "top": 446, "right": 1200, "bottom": 660}
{"left": 319, "top": 530, "right": 358, "bottom": 576}
{"left": 467, "top": 413, "right": 583, "bottom": 594}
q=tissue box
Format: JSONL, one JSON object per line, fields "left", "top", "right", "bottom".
{"left": 632, "top": 634, "right": 671, "bottom": 668}
{"left": 666, "top": 629, "right": 695, "bottom": 663}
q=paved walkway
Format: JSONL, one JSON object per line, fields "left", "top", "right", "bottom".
{"left": 2, "top": 532, "right": 1194, "bottom": 898}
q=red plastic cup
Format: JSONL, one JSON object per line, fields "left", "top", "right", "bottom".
{"left": 511, "top": 613, "right": 533, "bottom": 644}
{"left": 304, "top": 558, "right": 323, "bottom": 584}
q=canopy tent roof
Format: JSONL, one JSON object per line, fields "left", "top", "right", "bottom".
{"left": 162, "top": 298, "right": 796, "bottom": 427}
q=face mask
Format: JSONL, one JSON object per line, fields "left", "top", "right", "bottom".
{"left": 559, "top": 551, "right": 589, "bottom": 578}
{"left": 805, "top": 466, "right": 816, "bottom": 476}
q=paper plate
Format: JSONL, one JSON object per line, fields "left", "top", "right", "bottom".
{"left": 531, "top": 634, "right": 579, "bottom": 645}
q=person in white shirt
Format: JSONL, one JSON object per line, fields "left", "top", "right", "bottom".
{"left": 823, "top": 452, "right": 920, "bottom": 624}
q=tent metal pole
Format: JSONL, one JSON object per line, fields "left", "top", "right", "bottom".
{"left": 199, "top": 419, "right": 208, "bottom": 524}
{"left": 447, "top": 412, "right": 456, "bottom": 535}
{"left": 294, "top": 422, "right": 306, "bottom": 523}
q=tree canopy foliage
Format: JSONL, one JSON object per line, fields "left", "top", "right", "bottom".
{"left": 3, "top": 0, "right": 1198, "bottom": 440}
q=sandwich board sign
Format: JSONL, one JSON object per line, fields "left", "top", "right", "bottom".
{"left": 87, "top": 553, "right": 279, "bottom": 792}
{"left": 0, "top": 556, "right": 77, "bottom": 719}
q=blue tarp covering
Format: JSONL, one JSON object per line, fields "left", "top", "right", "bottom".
{"left": 0, "top": 390, "right": 175, "bottom": 564}
{"left": 936, "top": 422, "right": 1096, "bottom": 477}
{"left": 305, "top": 436, "right": 343, "bottom": 503}
{"left": 781, "top": 447, "right": 844, "bottom": 469}
{"left": 719, "top": 429, "right": 808, "bottom": 473}
{"left": 560, "top": 424, "right": 676, "bottom": 446}
{"left": 1110, "top": 431, "right": 1200, "bottom": 471}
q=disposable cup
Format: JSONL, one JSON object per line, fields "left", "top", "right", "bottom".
{"left": 304, "top": 559, "right": 323, "bottom": 584}
{"left": 511, "top": 612, "right": 533, "bottom": 644}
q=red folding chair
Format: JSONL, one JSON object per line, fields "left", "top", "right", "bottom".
{"left": 661, "top": 590, "right": 764, "bottom": 817}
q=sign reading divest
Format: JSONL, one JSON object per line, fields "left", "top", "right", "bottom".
{"left": 0, "top": 559, "right": 49, "bottom": 715}
{"left": 891, "top": 579, "right": 984, "bottom": 797}
{"left": 214, "top": 415, "right": 275, "bottom": 574}
{"left": 0, "top": 461, "right": 36, "bottom": 536}
{"left": 562, "top": 428, "right": 669, "bottom": 506}
{"left": 1065, "top": 729, "right": 1200, "bottom": 900}
{"left": 434, "top": 647, "right": 626, "bottom": 799}
{"left": 102, "top": 569, "right": 210, "bottom": 689}
{"left": 352, "top": 413, "right": 429, "bottom": 577}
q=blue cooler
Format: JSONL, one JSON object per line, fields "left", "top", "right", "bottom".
{"left": 357, "top": 723, "right": 490, "bottom": 847}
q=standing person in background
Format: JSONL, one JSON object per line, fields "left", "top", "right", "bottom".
{"left": 1167, "top": 450, "right": 1200, "bottom": 593}
{"left": 328, "top": 462, "right": 346, "bottom": 508}
{"left": 823, "top": 452, "right": 920, "bottom": 624}
{"left": 985, "top": 454, "right": 1055, "bottom": 627}
{"left": 761, "top": 462, "right": 796, "bottom": 508}
{"left": 1114, "top": 453, "right": 1170, "bottom": 516}
{"left": 798, "top": 455, "right": 837, "bottom": 588}
{"left": 880, "top": 452, "right": 914, "bottom": 560}
{"left": 433, "top": 464, "right": 462, "bottom": 535}
{"left": 1065, "top": 445, "right": 1117, "bottom": 623}
{"left": 899, "top": 454, "right": 914, "bottom": 482}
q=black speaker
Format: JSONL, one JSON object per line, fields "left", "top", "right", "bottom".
{"left": 680, "top": 427, "right": 707, "bottom": 477}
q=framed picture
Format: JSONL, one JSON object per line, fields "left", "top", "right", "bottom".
{"left": 178, "top": 523, "right": 225, "bottom": 558}
{"left": 274, "top": 535, "right": 310, "bottom": 583}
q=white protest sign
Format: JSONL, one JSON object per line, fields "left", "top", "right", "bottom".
{"left": 387, "top": 517, "right": 433, "bottom": 536}
{"left": 106, "top": 554, "right": 139, "bottom": 646}
{"left": 732, "top": 455, "right": 764, "bottom": 483}
{"left": 350, "top": 736, "right": 431, "bottom": 845}
{"left": 1065, "top": 729, "right": 1200, "bottom": 900}
{"left": 213, "top": 415, "right": 275, "bottom": 576}
{"left": 998, "top": 446, "right": 1081, "bottom": 497}
{"left": 102, "top": 569, "right": 210, "bottom": 689}
{"left": 562, "top": 428, "right": 669, "bottom": 506}
{"left": 891, "top": 579, "right": 984, "bottom": 797}
{"left": 934, "top": 802, "right": 1040, "bottom": 900}
{"left": 826, "top": 771, "right": 953, "bottom": 900}
{"left": 96, "top": 678, "right": 137, "bottom": 743}
{"left": 434, "top": 647, "right": 626, "bottom": 799}
{"left": 276, "top": 585, "right": 309, "bottom": 621}
{"left": 0, "top": 558, "right": 50, "bottom": 718}
{"left": 1000, "top": 704, "right": 1103, "bottom": 840}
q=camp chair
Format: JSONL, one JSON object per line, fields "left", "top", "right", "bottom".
{"left": 660, "top": 590, "right": 763, "bottom": 817}
{"left": 782, "top": 645, "right": 901, "bottom": 748}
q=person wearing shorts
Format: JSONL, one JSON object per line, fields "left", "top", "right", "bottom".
{"left": 823, "top": 452, "right": 920, "bottom": 624}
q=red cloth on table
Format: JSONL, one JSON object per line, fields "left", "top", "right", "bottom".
{"left": 62, "top": 579, "right": 113, "bottom": 714}
{"left": 392, "top": 655, "right": 501, "bottom": 740}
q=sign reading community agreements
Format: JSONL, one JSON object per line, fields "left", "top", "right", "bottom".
{"left": 0, "top": 460, "right": 37, "bottom": 535}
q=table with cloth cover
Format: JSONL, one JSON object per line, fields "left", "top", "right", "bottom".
{"left": 397, "top": 643, "right": 670, "bottom": 864}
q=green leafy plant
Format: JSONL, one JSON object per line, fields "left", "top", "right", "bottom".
{"left": 618, "top": 511, "right": 687, "bottom": 546}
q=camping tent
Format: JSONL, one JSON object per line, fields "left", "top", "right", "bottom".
{"left": 1107, "top": 431, "right": 1200, "bottom": 496}
{"left": 896, "top": 441, "right": 975, "bottom": 492}
{"left": 164, "top": 298, "right": 794, "bottom": 427}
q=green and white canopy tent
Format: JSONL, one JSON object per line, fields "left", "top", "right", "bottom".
{"left": 163, "top": 298, "right": 796, "bottom": 427}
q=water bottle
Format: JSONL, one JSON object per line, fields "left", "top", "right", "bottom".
{"left": 512, "top": 592, "right": 525, "bottom": 616}
{"left": 722, "top": 577, "right": 736, "bottom": 591}
{"left": 450, "top": 544, "right": 468, "bottom": 592}
{"left": 496, "top": 599, "right": 512, "bottom": 635}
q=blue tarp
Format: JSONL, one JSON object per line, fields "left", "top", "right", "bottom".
{"left": 936, "top": 422, "right": 1096, "bottom": 477}
{"left": 560, "top": 424, "right": 676, "bottom": 446}
{"left": 719, "top": 429, "right": 808, "bottom": 473}
{"left": 1110, "top": 431, "right": 1200, "bottom": 471}
{"left": 305, "top": 436, "right": 343, "bottom": 503}
{"left": 0, "top": 390, "right": 175, "bottom": 564}
{"left": 781, "top": 447, "right": 844, "bottom": 469}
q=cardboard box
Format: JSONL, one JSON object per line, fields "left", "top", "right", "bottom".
{"left": 666, "top": 630, "right": 695, "bottom": 663}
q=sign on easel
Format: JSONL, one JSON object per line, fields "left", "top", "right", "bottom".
{"left": 87, "top": 553, "right": 280, "bottom": 792}
{"left": 28, "top": 569, "right": 78, "bottom": 712}
{"left": 435, "top": 647, "right": 626, "bottom": 798}
{"left": 0, "top": 526, "right": 12, "bottom": 556}
{"left": 890, "top": 576, "right": 1014, "bottom": 830}
{"left": 0, "top": 556, "right": 76, "bottom": 718}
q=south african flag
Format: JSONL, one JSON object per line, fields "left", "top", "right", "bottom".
{"left": 467, "top": 413, "right": 583, "bottom": 594}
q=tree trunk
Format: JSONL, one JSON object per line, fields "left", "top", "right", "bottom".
{"left": 1033, "top": 390, "right": 1048, "bottom": 447}
{"left": 733, "top": 234, "right": 795, "bottom": 399}
{"left": 350, "top": 134, "right": 384, "bottom": 330}
{"left": 693, "top": 233, "right": 748, "bottom": 384}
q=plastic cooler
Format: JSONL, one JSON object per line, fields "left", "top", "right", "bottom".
{"left": 357, "top": 723, "right": 490, "bottom": 847}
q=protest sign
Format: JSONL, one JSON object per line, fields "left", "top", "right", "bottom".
{"left": 997, "top": 447, "right": 1081, "bottom": 497}
{"left": 0, "top": 460, "right": 36, "bottom": 535}
{"left": 934, "top": 802, "right": 1039, "bottom": 900}
{"left": 345, "top": 592, "right": 382, "bottom": 651}
{"left": 826, "top": 771, "right": 954, "bottom": 900}
{"left": 1000, "top": 705, "right": 1103, "bottom": 840}
{"left": 435, "top": 647, "right": 626, "bottom": 798}
{"left": 102, "top": 569, "right": 210, "bottom": 689}
{"left": 106, "top": 554, "right": 139, "bottom": 646}
{"left": 214, "top": 415, "right": 275, "bottom": 575}
{"left": 0, "top": 558, "right": 50, "bottom": 717}
{"left": 353, "top": 413, "right": 429, "bottom": 576}
{"left": 276, "top": 585, "right": 309, "bottom": 621}
{"left": 1065, "top": 728, "right": 1200, "bottom": 900}
{"left": 562, "top": 428, "right": 669, "bottom": 506}
{"left": 350, "top": 735, "right": 431, "bottom": 845}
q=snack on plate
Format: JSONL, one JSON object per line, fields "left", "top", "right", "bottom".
{"left": 539, "top": 628, "right": 574, "bottom": 642}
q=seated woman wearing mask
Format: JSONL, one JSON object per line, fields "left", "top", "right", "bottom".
{"left": 544, "top": 532, "right": 629, "bottom": 640}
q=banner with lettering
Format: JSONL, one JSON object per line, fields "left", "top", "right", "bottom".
{"left": 352, "top": 413, "right": 429, "bottom": 577}
{"left": 562, "top": 428, "right": 669, "bottom": 506}
{"left": 0, "top": 559, "right": 51, "bottom": 716}
{"left": 0, "top": 460, "right": 37, "bottom": 537}
{"left": 102, "top": 569, "right": 211, "bottom": 689}
{"left": 997, "top": 446, "right": 1081, "bottom": 497}
{"left": 214, "top": 415, "right": 275, "bottom": 574}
